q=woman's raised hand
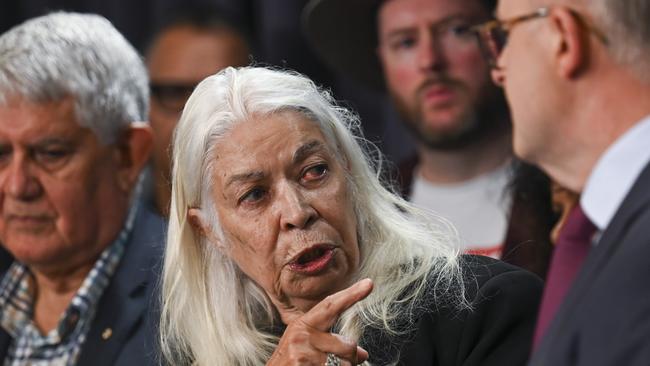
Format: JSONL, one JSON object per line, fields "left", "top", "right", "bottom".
{"left": 267, "top": 278, "right": 374, "bottom": 366}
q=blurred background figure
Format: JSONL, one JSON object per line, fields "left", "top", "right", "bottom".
{"left": 304, "top": 0, "right": 554, "bottom": 276}
{"left": 145, "top": 5, "right": 251, "bottom": 216}
{"left": 0, "top": 12, "right": 162, "bottom": 365}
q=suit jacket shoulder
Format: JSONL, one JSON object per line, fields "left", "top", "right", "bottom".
{"left": 362, "top": 255, "right": 543, "bottom": 365}
{"left": 76, "top": 205, "right": 166, "bottom": 366}
{"left": 531, "top": 161, "right": 650, "bottom": 366}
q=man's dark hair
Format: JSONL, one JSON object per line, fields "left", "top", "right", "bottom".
{"left": 147, "top": 4, "right": 251, "bottom": 53}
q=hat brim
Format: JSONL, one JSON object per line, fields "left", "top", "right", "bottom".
{"left": 302, "top": 0, "right": 385, "bottom": 91}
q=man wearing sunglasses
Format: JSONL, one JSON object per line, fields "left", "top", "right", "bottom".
{"left": 474, "top": 1, "right": 650, "bottom": 365}
{"left": 146, "top": 6, "right": 250, "bottom": 216}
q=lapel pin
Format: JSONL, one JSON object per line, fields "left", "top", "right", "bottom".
{"left": 102, "top": 327, "right": 113, "bottom": 340}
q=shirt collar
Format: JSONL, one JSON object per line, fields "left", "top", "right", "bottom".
{"left": 582, "top": 114, "right": 650, "bottom": 230}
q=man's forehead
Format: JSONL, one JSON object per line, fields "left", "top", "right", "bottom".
{"left": 496, "top": 0, "right": 547, "bottom": 18}
{"left": 378, "top": 0, "right": 490, "bottom": 31}
{"left": 0, "top": 97, "right": 87, "bottom": 139}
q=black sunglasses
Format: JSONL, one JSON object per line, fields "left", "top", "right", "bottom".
{"left": 150, "top": 82, "right": 198, "bottom": 114}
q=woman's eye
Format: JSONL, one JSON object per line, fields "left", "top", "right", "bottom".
{"left": 240, "top": 187, "right": 266, "bottom": 204}
{"left": 302, "top": 164, "right": 328, "bottom": 182}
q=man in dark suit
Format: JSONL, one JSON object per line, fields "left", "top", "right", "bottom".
{"left": 473, "top": 0, "right": 650, "bottom": 364}
{"left": 0, "top": 12, "right": 164, "bottom": 365}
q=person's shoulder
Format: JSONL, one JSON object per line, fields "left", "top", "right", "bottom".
{"left": 0, "top": 246, "right": 12, "bottom": 275}
{"left": 413, "top": 255, "right": 542, "bottom": 365}
{"left": 459, "top": 254, "right": 543, "bottom": 285}
{"left": 132, "top": 204, "right": 167, "bottom": 250}
{"left": 458, "top": 254, "right": 544, "bottom": 306}
{"left": 115, "top": 204, "right": 167, "bottom": 283}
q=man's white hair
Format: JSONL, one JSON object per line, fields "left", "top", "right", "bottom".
{"left": 0, "top": 12, "right": 148, "bottom": 143}
{"left": 589, "top": 0, "right": 650, "bottom": 81}
{"left": 160, "top": 66, "right": 467, "bottom": 365}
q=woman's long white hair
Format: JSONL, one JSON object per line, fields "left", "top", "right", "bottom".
{"left": 160, "top": 67, "right": 466, "bottom": 365}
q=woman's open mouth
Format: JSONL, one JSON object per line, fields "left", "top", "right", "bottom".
{"left": 288, "top": 245, "right": 335, "bottom": 274}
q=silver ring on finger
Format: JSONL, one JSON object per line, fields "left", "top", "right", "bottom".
{"left": 325, "top": 353, "right": 341, "bottom": 366}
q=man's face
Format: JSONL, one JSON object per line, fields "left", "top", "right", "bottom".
{"left": 147, "top": 25, "right": 249, "bottom": 186}
{"left": 0, "top": 98, "right": 130, "bottom": 272}
{"left": 203, "top": 111, "right": 360, "bottom": 321}
{"left": 378, "top": 0, "right": 505, "bottom": 149}
{"left": 491, "top": 0, "right": 555, "bottom": 164}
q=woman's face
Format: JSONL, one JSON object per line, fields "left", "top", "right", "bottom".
{"left": 203, "top": 111, "right": 360, "bottom": 322}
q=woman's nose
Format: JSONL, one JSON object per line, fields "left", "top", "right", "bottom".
{"left": 278, "top": 184, "right": 317, "bottom": 231}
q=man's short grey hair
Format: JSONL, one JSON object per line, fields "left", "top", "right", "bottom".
{"left": 591, "top": 0, "right": 650, "bottom": 80}
{"left": 0, "top": 12, "right": 148, "bottom": 143}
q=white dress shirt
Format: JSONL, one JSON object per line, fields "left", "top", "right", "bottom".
{"left": 582, "top": 114, "right": 650, "bottom": 235}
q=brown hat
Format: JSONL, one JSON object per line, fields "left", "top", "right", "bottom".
{"left": 302, "top": 0, "right": 385, "bottom": 90}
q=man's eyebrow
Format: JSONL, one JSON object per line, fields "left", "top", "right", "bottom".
{"left": 31, "top": 138, "right": 72, "bottom": 146}
{"left": 225, "top": 170, "right": 265, "bottom": 190}
{"left": 382, "top": 14, "right": 485, "bottom": 40}
{"left": 292, "top": 140, "right": 326, "bottom": 165}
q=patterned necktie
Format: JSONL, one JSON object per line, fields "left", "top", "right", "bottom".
{"left": 533, "top": 204, "right": 598, "bottom": 348}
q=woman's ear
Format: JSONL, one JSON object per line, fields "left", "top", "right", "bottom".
{"left": 187, "top": 208, "right": 226, "bottom": 249}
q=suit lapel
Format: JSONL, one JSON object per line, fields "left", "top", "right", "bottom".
{"left": 533, "top": 161, "right": 650, "bottom": 361}
{"left": 76, "top": 208, "right": 164, "bottom": 366}
{"left": 0, "top": 327, "right": 11, "bottom": 361}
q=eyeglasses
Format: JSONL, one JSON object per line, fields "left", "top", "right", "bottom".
{"left": 470, "top": 7, "right": 549, "bottom": 68}
{"left": 150, "top": 82, "right": 197, "bottom": 114}
{"left": 471, "top": 7, "right": 608, "bottom": 68}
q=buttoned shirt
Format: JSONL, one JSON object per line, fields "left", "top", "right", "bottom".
{"left": 0, "top": 202, "right": 139, "bottom": 366}
{"left": 582, "top": 115, "right": 650, "bottom": 236}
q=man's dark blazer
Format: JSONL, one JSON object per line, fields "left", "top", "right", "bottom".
{"left": 0, "top": 205, "right": 166, "bottom": 366}
{"left": 530, "top": 161, "right": 650, "bottom": 365}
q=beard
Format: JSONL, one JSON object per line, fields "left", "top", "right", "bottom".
{"left": 392, "top": 76, "right": 510, "bottom": 151}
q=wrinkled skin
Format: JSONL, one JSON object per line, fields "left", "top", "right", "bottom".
{"left": 190, "top": 111, "right": 371, "bottom": 364}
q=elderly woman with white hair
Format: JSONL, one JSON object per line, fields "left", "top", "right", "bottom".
{"left": 160, "top": 66, "right": 542, "bottom": 366}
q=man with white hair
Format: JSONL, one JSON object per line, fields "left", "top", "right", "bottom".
{"left": 0, "top": 12, "right": 163, "bottom": 365}
{"left": 473, "top": 0, "right": 650, "bottom": 364}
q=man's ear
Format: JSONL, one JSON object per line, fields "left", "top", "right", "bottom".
{"left": 187, "top": 207, "right": 225, "bottom": 249}
{"left": 550, "top": 7, "right": 589, "bottom": 79}
{"left": 115, "top": 122, "right": 153, "bottom": 192}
